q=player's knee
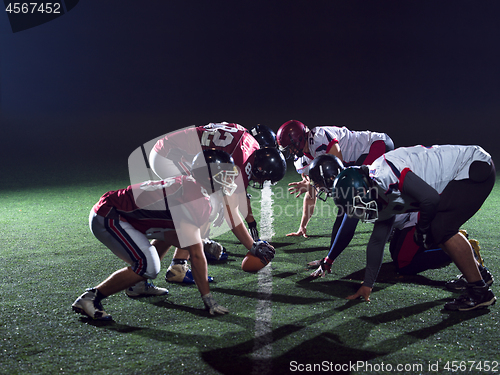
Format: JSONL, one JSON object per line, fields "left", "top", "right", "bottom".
{"left": 138, "top": 254, "right": 162, "bottom": 279}
{"left": 142, "top": 264, "right": 161, "bottom": 279}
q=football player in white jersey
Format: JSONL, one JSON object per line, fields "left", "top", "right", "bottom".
{"left": 277, "top": 119, "right": 394, "bottom": 238}
{"left": 332, "top": 145, "right": 496, "bottom": 311}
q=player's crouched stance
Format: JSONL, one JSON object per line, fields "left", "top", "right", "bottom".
{"left": 72, "top": 150, "right": 235, "bottom": 320}
{"left": 331, "top": 145, "right": 496, "bottom": 312}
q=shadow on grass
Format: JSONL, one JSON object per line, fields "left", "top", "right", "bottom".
{"left": 200, "top": 299, "right": 492, "bottom": 375}
{"left": 341, "top": 261, "right": 448, "bottom": 288}
{"left": 78, "top": 292, "right": 493, "bottom": 375}
{"left": 210, "top": 287, "right": 329, "bottom": 305}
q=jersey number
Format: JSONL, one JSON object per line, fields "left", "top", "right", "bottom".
{"left": 200, "top": 130, "right": 234, "bottom": 148}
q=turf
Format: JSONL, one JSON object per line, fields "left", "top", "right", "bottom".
{"left": 1, "top": 160, "right": 499, "bottom": 375}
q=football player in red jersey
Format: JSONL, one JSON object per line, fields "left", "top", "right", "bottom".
{"left": 145, "top": 123, "right": 285, "bottom": 283}
{"left": 71, "top": 150, "right": 239, "bottom": 320}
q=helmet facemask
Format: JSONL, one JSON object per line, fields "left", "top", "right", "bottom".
{"left": 279, "top": 138, "right": 304, "bottom": 158}
{"left": 348, "top": 194, "right": 378, "bottom": 223}
{"left": 211, "top": 164, "right": 239, "bottom": 196}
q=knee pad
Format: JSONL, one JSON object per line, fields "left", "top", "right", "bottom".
{"left": 140, "top": 250, "right": 162, "bottom": 279}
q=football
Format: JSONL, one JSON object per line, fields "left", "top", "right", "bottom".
{"left": 241, "top": 251, "right": 268, "bottom": 272}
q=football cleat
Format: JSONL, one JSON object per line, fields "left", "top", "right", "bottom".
{"left": 72, "top": 288, "right": 112, "bottom": 320}
{"left": 165, "top": 263, "right": 214, "bottom": 284}
{"left": 444, "top": 284, "right": 496, "bottom": 311}
{"left": 125, "top": 280, "right": 168, "bottom": 298}
{"left": 445, "top": 267, "right": 494, "bottom": 292}
{"left": 203, "top": 239, "right": 228, "bottom": 261}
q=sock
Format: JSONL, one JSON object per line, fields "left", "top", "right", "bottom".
{"left": 94, "top": 288, "right": 107, "bottom": 301}
{"left": 470, "top": 280, "right": 487, "bottom": 288}
{"left": 171, "top": 259, "right": 188, "bottom": 266}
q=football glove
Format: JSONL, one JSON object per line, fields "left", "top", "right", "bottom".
{"left": 250, "top": 240, "right": 275, "bottom": 264}
{"left": 202, "top": 293, "right": 229, "bottom": 315}
{"left": 414, "top": 226, "right": 431, "bottom": 250}
{"left": 310, "top": 258, "right": 332, "bottom": 278}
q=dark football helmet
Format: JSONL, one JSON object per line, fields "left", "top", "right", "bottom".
{"left": 191, "top": 149, "right": 239, "bottom": 196}
{"left": 249, "top": 125, "right": 277, "bottom": 148}
{"left": 249, "top": 147, "right": 287, "bottom": 189}
{"left": 308, "top": 154, "right": 345, "bottom": 201}
{"left": 276, "top": 120, "right": 307, "bottom": 159}
{"left": 333, "top": 167, "right": 378, "bottom": 223}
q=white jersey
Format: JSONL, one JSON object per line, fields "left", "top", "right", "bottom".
{"left": 294, "top": 155, "right": 313, "bottom": 175}
{"left": 369, "top": 145, "right": 492, "bottom": 221}
{"left": 307, "top": 126, "right": 390, "bottom": 164}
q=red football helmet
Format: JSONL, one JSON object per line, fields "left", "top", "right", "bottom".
{"left": 276, "top": 120, "right": 307, "bottom": 158}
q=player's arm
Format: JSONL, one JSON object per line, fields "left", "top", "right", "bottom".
{"left": 288, "top": 174, "right": 310, "bottom": 198}
{"left": 223, "top": 192, "right": 255, "bottom": 250}
{"left": 400, "top": 171, "right": 440, "bottom": 248}
{"left": 347, "top": 217, "right": 395, "bottom": 301}
{"left": 223, "top": 191, "right": 275, "bottom": 262}
{"left": 327, "top": 141, "right": 343, "bottom": 161}
{"left": 287, "top": 175, "right": 316, "bottom": 238}
{"left": 180, "top": 219, "right": 229, "bottom": 315}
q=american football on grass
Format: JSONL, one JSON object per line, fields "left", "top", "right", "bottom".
{"left": 241, "top": 251, "right": 268, "bottom": 272}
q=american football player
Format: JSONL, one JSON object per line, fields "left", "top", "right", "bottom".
{"left": 332, "top": 145, "right": 496, "bottom": 311}
{"left": 277, "top": 119, "right": 394, "bottom": 239}
{"left": 71, "top": 150, "right": 238, "bottom": 320}
{"left": 146, "top": 123, "right": 284, "bottom": 283}
{"left": 388, "top": 213, "right": 494, "bottom": 292}
{"left": 277, "top": 120, "right": 394, "bottom": 278}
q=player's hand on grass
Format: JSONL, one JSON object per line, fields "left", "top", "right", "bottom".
{"left": 310, "top": 258, "right": 331, "bottom": 278}
{"left": 202, "top": 293, "right": 229, "bottom": 315}
{"left": 346, "top": 285, "right": 372, "bottom": 302}
{"left": 286, "top": 226, "right": 308, "bottom": 238}
{"left": 307, "top": 259, "right": 321, "bottom": 267}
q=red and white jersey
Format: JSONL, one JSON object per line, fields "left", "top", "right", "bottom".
{"left": 203, "top": 122, "right": 248, "bottom": 132}
{"left": 294, "top": 155, "right": 313, "bottom": 175}
{"left": 368, "top": 145, "right": 492, "bottom": 220}
{"left": 307, "top": 126, "right": 390, "bottom": 164}
{"left": 152, "top": 123, "right": 259, "bottom": 187}
{"left": 93, "top": 175, "right": 211, "bottom": 233}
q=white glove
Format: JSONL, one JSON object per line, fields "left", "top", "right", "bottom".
{"left": 310, "top": 258, "right": 332, "bottom": 278}
{"left": 202, "top": 293, "right": 229, "bottom": 315}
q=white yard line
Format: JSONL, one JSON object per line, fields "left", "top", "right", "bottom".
{"left": 251, "top": 181, "right": 274, "bottom": 375}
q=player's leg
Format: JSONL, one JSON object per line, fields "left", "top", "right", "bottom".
{"left": 73, "top": 211, "right": 166, "bottom": 319}
{"left": 437, "top": 162, "right": 496, "bottom": 310}
{"left": 164, "top": 222, "right": 215, "bottom": 284}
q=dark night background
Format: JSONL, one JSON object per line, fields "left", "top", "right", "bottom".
{"left": 1, "top": 1, "right": 499, "bottom": 180}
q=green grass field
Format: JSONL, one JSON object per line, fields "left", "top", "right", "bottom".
{"left": 1, "top": 160, "right": 499, "bottom": 375}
